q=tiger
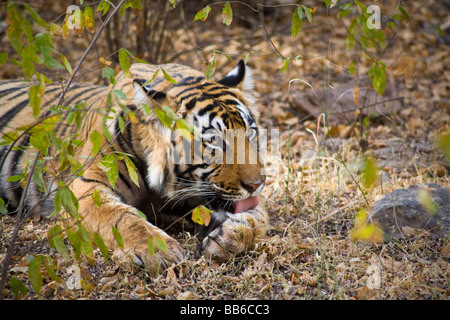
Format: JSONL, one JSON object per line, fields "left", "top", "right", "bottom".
{"left": 0, "top": 60, "right": 269, "bottom": 273}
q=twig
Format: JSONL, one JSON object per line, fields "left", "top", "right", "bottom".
{"left": 332, "top": 96, "right": 405, "bottom": 115}
{"left": 0, "top": 0, "right": 127, "bottom": 299}
{"left": 0, "top": 151, "right": 39, "bottom": 300}
{"left": 58, "top": 0, "right": 126, "bottom": 107}
{"left": 255, "top": 2, "right": 286, "bottom": 60}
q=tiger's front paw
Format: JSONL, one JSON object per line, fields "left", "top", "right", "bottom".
{"left": 198, "top": 206, "right": 268, "bottom": 262}
{"left": 112, "top": 220, "right": 184, "bottom": 274}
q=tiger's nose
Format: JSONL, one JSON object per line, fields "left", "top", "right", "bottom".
{"left": 241, "top": 180, "right": 264, "bottom": 193}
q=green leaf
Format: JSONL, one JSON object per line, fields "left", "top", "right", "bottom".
{"left": 49, "top": 23, "right": 63, "bottom": 37}
{"left": 120, "top": 0, "right": 142, "bottom": 15}
{"left": 97, "top": 0, "right": 110, "bottom": 16}
{"left": 118, "top": 48, "right": 131, "bottom": 78}
{"left": 42, "top": 256, "right": 61, "bottom": 282}
{"left": 66, "top": 228, "right": 82, "bottom": 259}
{"left": 102, "top": 124, "right": 112, "bottom": 142}
{"left": 135, "top": 210, "right": 146, "bottom": 219}
{"left": 84, "top": 6, "right": 95, "bottom": 33}
{"left": 399, "top": 6, "right": 410, "bottom": 21}
{"left": 175, "top": 119, "right": 194, "bottom": 140}
{"left": 80, "top": 236, "right": 94, "bottom": 261}
{"left": 92, "top": 188, "right": 102, "bottom": 208}
{"left": 6, "top": 175, "right": 23, "bottom": 182}
{"left": 102, "top": 67, "right": 116, "bottom": 84}
{"left": 194, "top": 5, "right": 211, "bottom": 22}
{"left": 339, "top": 3, "right": 353, "bottom": 17}
{"left": 143, "top": 69, "right": 159, "bottom": 86}
{"left": 291, "top": 7, "right": 303, "bottom": 38}
{"left": 350, "top": 209, "right": 383, "bottom": 243}
{"left": 99, "top": 154, "right": 119, "bottom": 189}
{"left": 121, "top": 48, "right": 147, "bottom": 64}
{"left": 58, "top": 187, "right": 79, "bottom": 218}
{"left": 112, "top": 226, "right": 124, "bottom": 249}
{"left": 368, "top": 61, "right": 386, "bottom": 96}
{"left": 28, "top": 84, "right": 44, "bottom": 119}
{"left": 148, "top": 235, "right": 155, "bottom": 255}
{"left": 28, "top": 255, "right": 43, "bottom": 294}
{"left": 93, "top": 232, "right": 109, "bottom": 263}
{"left": 9, "top": 276, "right": 28, "bottom": 297}
{"left": 203, "top": 53, "right": 217, "bottom": 80}
{"left": 281, "top": 58, "right": 290, "bottom": 73}
{"left": 117, "top": 114, "right": 125, "bottom": 133}
{"left": 112, "top": 89, "right": 127, "bottom": 102}
{"left": 90, "top": 130, "right": 102, "bottom": 157}
{"left": 301, "top": 5, "right": 313, "bottom": 23}
{"left": 192, "top": 205, "right": 212, "bottom": 226}
{"left": 154, "top": 105, "right": 178, "bottom": 129}
{"left": 0, "top": 198, "right": 8, "bottom": 214}
{"left": 125, "top": 156, "right": 140, "bottom": 188}
{"left": 35, "top": 33, "right": 62, "bottom": 69}
{"left": 436, "top": 132, "right": 450, "bottom": 163}
{"left": 0, "top": 52, "right": 8, "bottom": 65}
{"left": 25, "top": 4, "right": 49, "bottom": 29}
{"left": 155, "top": 236, "right": 168, "bottom": 253}
{"left": 60, "top": 54, "right": 73, "bottom": 76}
{"left": 161, "top": 68, "right": 177, "bottom": 84}
{"left": 348, "top": 61, "right": 357, "bottom": 75}
{"left": 417, "top": 189, "right": 437, "bottom": 215}
{"left": 48, "top": 225, "right": 70, "bottom": 260}
{"left": 222, "top": 2, "right": 233, "bottom": 25}
{"left": 362, "top": 156, "right": 378, "bottom": 189}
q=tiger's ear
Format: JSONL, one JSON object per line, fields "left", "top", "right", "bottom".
{"left": 132, "top": 79, "right": 167, "bottom": 107}
{"left": 218, "top": 60, "right": 254, "bottom": 91}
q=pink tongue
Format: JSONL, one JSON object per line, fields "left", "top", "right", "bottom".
{"left": 233, "top": 196, "right": 259, "bottom": 214}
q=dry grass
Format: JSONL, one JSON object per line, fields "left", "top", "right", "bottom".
{"left": 1, "top": 128, "right": 448, "bottom": 300}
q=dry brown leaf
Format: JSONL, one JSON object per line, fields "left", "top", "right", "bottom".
{"left": 440, "top": 242, "right": 450, "bottom": 257}
{"left": 177, "top": 291, "right": 200, "bottom": 300}
{"left": 353, "top": 85, "right": 359, "bottom": 106}
{"left": 356, "top": 285, "right": 372, "bottom": 300}
{"left": 401, "top": 226, "right": 431, "bottom": 238}
{"left": 394, "top": 55, "right": 415, "bottom": 88}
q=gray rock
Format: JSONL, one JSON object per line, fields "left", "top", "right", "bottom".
{"left": 370, "top": 183, "right": 450, "bottom": 239}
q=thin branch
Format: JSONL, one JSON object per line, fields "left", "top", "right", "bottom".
{"left": 58, "top": 0, "right": 126, "bottom": 107}
{"left": 0, "top": 0, "right": 127, "bottom": 299}
{"left": 0, "top": 151, "right": 39, "bottom": 299}
{"left": 255, "top": 2, "right": 286, "bottom": 60}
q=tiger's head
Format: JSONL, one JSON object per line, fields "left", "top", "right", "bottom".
{"left": 129, "top": 61, "right": 265, "bottom": 215}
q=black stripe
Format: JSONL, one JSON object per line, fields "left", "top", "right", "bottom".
{"left": 185, "top": 99, "right": 197, "bottom": 110}
{"left": 118, "top": 171, "right": 133, "bottom": 190}
{"left": 197, "top": 103, "right": 217, "bottom": 117}
{"left": 0, "top": 84, "right": 28, "bottom": 99}
{"left": 201, "top": 166, "right": 218, "bottom": 180}
{"left": 0, "top": 99, "right": 29, "bottom": 131}
{"left": 78, "top": 176, "right": 110, "bottom": 188}
{"left": 180, "top": 163, "right": 208, "bottom": 177}
{"left": 115, "top": 116, "right": 132, "bottom": 155}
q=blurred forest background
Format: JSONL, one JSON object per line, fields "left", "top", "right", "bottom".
{"left": 0, "top": 0, "right": 449, "bottom": 300}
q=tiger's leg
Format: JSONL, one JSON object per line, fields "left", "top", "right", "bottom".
{"left": 199, "top": 202, "right": 269, "bottom": 262}
{"left": 72, "top": 180, "right": 183, "bottom": 273}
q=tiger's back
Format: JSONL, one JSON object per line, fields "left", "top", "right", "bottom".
{"left": 0, "top": 61, "right": 269, "bottom": 273}
{"left": 0, "top": 80, "right": 106, "bottom": 212}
